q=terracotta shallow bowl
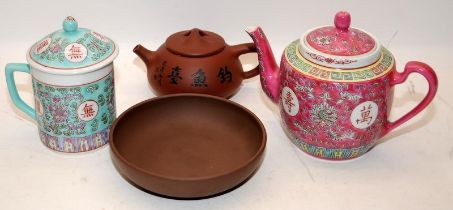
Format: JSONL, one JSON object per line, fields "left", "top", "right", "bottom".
{"left": 109, "top": 94, "right": 266, "bottom": 198}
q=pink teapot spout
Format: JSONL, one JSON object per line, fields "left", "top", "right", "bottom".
{"left": 246, "top": 26, "right": 280, "bottom": 103}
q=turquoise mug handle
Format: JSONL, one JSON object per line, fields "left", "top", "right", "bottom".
{"left": 5, "top": 63, "right": 36, "bottom": 120}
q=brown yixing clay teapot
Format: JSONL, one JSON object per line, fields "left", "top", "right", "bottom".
{"left": 134, "top": 28, "right": 259, "bottom": 98}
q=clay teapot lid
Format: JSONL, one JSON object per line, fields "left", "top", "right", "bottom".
{"left": 299, "top": 11, "right": 381, "bottom": 69}
{"left": 165, "top": 28, "right": 226, "bottom": 57}
{"left": 27, "top": 16, "right": 119, "bottom": 74}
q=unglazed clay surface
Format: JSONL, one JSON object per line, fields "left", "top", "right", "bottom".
{"left": 110, "top": 94, "right": 266, "bottom": 198}
{"left": 134, "top": 29, "right": 258, "bottom": 98}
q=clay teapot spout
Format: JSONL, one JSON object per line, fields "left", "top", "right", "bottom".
{"left": 246, "top": 26, "right": 280, "bottom": 103}
{"left": 133, "top": 44, "right": 155, "bottom": 67}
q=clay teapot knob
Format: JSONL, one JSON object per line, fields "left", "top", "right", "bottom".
{"left": 334, "top": 11, "right": 351, "bottom": 31}
{"left": 63, "top": 16, "right": 78, "bottom": 32}
{"left": 184, "top": 28, "right": 207, "bottom": 37}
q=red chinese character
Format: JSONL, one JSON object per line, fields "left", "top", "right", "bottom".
{"left": 284, "top": 91, "right": 295, "bottom": 112}
{"left": 356, "top": 104, "right": 373, "bottom": 125}
{"left": 82, "top": 103, "right": 95, "bottom": 118}
{"left": 36, "top": 39, "right": 49, "bottom": 53}
{"left": 68, "top": 44, "right": 83, "bottom": 59}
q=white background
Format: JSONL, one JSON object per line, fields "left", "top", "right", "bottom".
{"left": 1, "top": 0, "right": 453, "bottom": 209}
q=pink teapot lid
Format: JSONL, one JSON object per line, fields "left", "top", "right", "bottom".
{"left": 299, "top": 11, "right": 381, "bottom": 69}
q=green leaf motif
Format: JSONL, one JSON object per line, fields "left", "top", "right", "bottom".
{"left": 105, "top": 76, "right": 112, "bottom": 85}
{"left": 58, "top": 54, "right": 65, "bottom": 62}
{"left": 91, "top": 119, "right": 99, "bottom": 132}
{"left": 57, "top": 88, "right": 69, "bottom": 94}
{"left": 70, "top": 102, "right": 77, "bottom": 110}
{"left": 86, "top": 84, "right": 99, "bottom": 94}
{"left": 92, "top": 53, "right": 100, "bottom": 61}
{"left": 98, "top": 94, "right": 105, "bottom": 106}
{"left": 101, "top": 112, "right": 108, "bottom": 125}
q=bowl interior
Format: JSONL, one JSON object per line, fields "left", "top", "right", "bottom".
{"left": 112, "top": 95, "right": 265, "bottom": 179}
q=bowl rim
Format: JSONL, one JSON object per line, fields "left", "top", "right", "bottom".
{"left": 109, "top": 93, "right": 267, "bottom": 182}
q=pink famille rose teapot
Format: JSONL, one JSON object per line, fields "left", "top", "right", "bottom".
{"left": 246, "top": 11, "right": 438, "bottom": 160}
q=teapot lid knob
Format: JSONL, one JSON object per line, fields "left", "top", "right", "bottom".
{"left": 334, "top": 11, "right": 351, "bottom": 31}
{"left": 63, "top": 16, "right": 78, "bottom": 32}
{"left": 165, "top": 28, "right": 226, "bottom": 57}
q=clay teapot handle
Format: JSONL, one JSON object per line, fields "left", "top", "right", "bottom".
{"left": 230, "top": 43, "right": 259, "bottom": 79}
{"left": 384, "top": 61, "right": 438, "bottom": 134}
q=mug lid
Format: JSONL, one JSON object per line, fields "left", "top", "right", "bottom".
{"left": 27, "top": 16, "right": 119, "bottom": 74}
{"left": 165, "top": 28, "right": 226, "bottom": 57}
{"left": 299, "top": 11, "right": 381, "bottom": 69}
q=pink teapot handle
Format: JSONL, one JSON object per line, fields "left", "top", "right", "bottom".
{"left": 385, "top": 61, "right": 438, "bottom": 133}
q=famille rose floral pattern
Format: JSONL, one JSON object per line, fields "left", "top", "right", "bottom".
{"left": 305, "top": 51, "right": 357, "bottom": 65}
{"left": 279, "top": 62, "right": 392, "bottom": 159}
{"left": 33, "top": 72, "right": 115, "bottom": 152}
{"left": 306, "top": 26, "right": 375, "bottom": 56}
{"left": 287, "top": 40, "right": 393, "bottom": 82}
{"left": 30, "top": 30, "right": 114, "bottom": 69}
{"left": 278, "top": 40, "right": 395, "bottom": 159}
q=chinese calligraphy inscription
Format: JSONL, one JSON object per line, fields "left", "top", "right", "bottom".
{"left": 64, "top": 43, "right": 87, "bottom": 63}
{"left": 281, "top": 87, "right": 299, "bottom": 116}
{"left": 77, "top": 100, "right": 99, "bottom": 121}
{"left": 191, "top": 69, "right": 208, "bottom": 87}
{"left": 154, "top": 61, "right": 167, "bottom": 86}
{"left": 218, "top": 66, "right": 232, "bottom": 83}
{"left": 35, "top": 38, "right": 52, "bottom": 54}
{"left": 168, "top": 65, "right": 183, "bottom": 85}
{"left": 350, "top": 101, "right": 378, "bottom": 129}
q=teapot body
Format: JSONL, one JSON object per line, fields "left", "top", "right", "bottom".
{"left": 278, "top": 41, "right": 396, "bottom": 159}
{"left": 248, "top": 12, "right": 438, "bottom": 160}
{"left": 146, "top": 45, "right": 246, "bottom": 98}
{"left": 134, "top": 28, "right": 259, "bottom": 98}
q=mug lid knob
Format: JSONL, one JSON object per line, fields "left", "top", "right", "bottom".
{"left": 63, "top": 16, "right": 78, "bottom": 32}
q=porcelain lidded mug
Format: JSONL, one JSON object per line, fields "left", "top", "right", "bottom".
{"left": 247, "top": 11, "right": 438, "bottom": 160}
{"left": 134, "top": 28, "right": 259, "bottom": 98}
{"left": 5, "top": 17, "right": 119, "bottom": 153}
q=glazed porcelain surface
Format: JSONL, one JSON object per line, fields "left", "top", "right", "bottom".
{"left": 247, "top": 11, "right": 438, "bottom": 160}
{"left": 5, "top": 16, "right": 119, "bottom": 153}
{"left": 134, "top": 28, "right": 259, "bottom": 98}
